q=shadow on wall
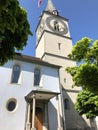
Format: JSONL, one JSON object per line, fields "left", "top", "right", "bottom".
{"left": 48, "top": 98, "right": 65, "bottom": 130}
{"left": 62, "top": 87, "right": 97, "bottom": 130}
{"left": 48, "top": 101, "right": 58, "bottom": 130}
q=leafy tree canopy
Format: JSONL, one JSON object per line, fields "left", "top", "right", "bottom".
{"left": 0, "top": 0, "right": 32, "bottom": 65}
{"left": 68, "top": 37, "right": 98, "bottom": 64}
{"left": 66, "top": 37, "right": 98, "bottom": 118}
{"left": 75, "top": 89, "right": 98, "bottom": 118}
{"left": 66, "top": 37, "right": 98, "bottom": 94}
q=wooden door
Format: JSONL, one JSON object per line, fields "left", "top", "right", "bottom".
{"left": 35, "top": 107, "right": 43, "bottom": 130}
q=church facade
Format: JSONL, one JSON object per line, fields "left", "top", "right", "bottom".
{"left": 0, "top": 54, "right": 63, "bottom": 130}
{"left": 0, "top": 0, "right": 97, "bottom": 130}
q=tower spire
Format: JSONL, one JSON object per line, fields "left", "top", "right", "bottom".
{"left": 45, "top": 0, "right": 56, "bottom": 13}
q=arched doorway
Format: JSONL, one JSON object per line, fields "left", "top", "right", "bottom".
{"left": 35, "top": 107, "right": 43, "bottom": 130}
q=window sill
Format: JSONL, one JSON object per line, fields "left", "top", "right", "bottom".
{"left": 33, "top": 85, "right": 43, "bottom": 88}
{"left": 9, "top": 83, "right": 21, "bottom": 85}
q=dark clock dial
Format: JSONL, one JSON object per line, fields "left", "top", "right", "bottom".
{"left": 46, "top": 17, "right": 68, "bottom": 35}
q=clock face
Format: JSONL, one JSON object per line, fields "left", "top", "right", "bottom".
{"left": 46, "top": 17, "right": 68, "bottom": 35}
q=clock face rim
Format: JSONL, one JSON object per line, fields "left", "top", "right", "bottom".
{"left": 46, "top": 17, "right": 68, "bottom": 35}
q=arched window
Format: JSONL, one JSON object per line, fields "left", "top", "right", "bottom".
{"left": 11, "top": 64, "right": 21, "bottom": 83}
{"left": 34, "top": 68, "right": 40, "bottom": 86}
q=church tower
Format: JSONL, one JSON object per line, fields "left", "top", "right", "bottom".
{"left": 36, "top": 0, "right": 92, "bottom": 130}
{"left": 36, "top": 0, "right": 72, "bottom": 60}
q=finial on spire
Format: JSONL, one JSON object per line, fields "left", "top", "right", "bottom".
{"left": 46, "top": 0, "right": 58, "bottom": 14}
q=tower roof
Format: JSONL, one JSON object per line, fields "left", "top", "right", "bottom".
{"left": 45, "top": 0, "right": 56, "bottom": 13}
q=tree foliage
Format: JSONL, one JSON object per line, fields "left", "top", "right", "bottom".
{"left": 66, "top": 37, "right": 98, "bottom": 118}
{"left": 68, "top": 37, "right": 98, "bottom": 64}
{"left": 66, "top": 37, "right": 98, "bottom": 93}
{"left": 75, "top": 90, "right": 98, "bottom": 118}
{"left": 66, "top": 64, "right": 98, "bottom": 93}
{"left": 0, "top": 0, "right": 32, "bottom": 65}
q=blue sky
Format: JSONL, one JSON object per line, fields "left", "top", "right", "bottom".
{"left": 18, "top": 0, "right": 98, "bottom": 56}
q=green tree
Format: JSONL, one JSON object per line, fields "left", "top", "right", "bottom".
{"left": 66, "top": 37, "right": 98, "bottom": 118}
{"left": 0, "top": 0, "right": 32, "bottom": 65}
{"left": 75, "top": 89, "right": 98, "bottom": 118}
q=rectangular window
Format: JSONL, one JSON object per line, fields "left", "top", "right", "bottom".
{"left": 58, "top": 43, "right": 61, "bottom": 50}
{"left": 34, "top": 68, "right": 40, "bottom": 86}
{"left": 64, "top": 98, "right": 69, "bottom": 110}
{"left": 11, "top": 65, "right": 21, "bottom": 84}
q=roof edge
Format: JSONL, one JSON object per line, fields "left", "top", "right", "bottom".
{"left": 14, "top": 53, "right": 61, "bottom": 69}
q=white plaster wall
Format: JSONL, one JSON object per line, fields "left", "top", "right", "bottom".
{"left": 42, "top": 66, "right": 60, "bottom": 92}
{"left": 0, "top": 59, "right": 60, "bottom": 130}
{"left": 44, "top": 32, "right": 73, "bottom": 57}
{"left": 0, "top": 61, "right": 34, "bottom": 130}
{"left": 48, "top": 94, "right": 63, "bottom": 130}
{"left": 48, "top": 98, "right": 58, "bottom": 130}
{"left": 36, "top": 35, "right": 45, "bottom": 58}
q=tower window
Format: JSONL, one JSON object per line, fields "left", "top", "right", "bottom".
{"left": 64, "top": 98, "right": 69, "bottom": 110}
{"left": 11, "top": 64, "right": 21, "bottom": 84}
{"left": 58, "top": 43, "right": 61, "bottom": 50}
{"left": 34, "top": 68, "right": 40, "bottom": 86}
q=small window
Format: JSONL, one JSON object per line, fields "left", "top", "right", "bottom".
{"left": 6, "top": 98, "right": 17, "bottom": 112}
{"left": 58, "top": 43, "right": 61, "bottom": 50}
{"left": 64, "top": 98, "right": 69, "bottom": 110}
{"left": 34, "top": 68, "right": 40, "bottom": 86}
{"left": 11, "top": 64, "right": 21, "bottom": 83}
